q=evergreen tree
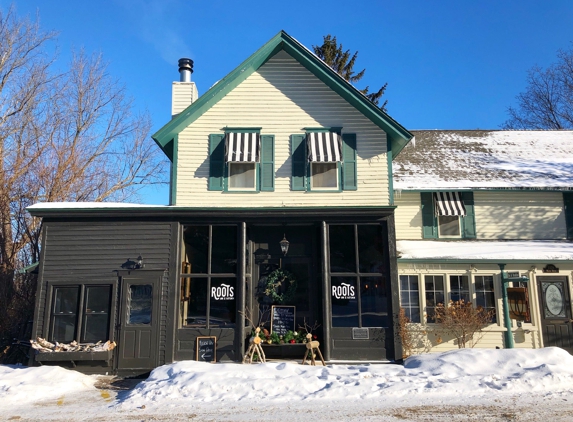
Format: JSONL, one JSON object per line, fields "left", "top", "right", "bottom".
{"left": 313, "top": 35, "right": 388, "bottom": 111}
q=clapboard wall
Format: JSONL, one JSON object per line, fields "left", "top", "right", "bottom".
{"left": 32, "top": 220, "right": 176, "bottom": 366}
{"left": 175, "top": 50, "right": 390, "bottom": 207}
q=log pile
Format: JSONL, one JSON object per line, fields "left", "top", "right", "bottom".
{"left": 31, "top": 338, "right": 116, "bottom": 353}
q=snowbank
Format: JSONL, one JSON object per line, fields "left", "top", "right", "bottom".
{"left": 119, "top": 348, "right": 573, "bottom": 409}
{"left": 0, "top": 365, "right": 96, "bottom": 405}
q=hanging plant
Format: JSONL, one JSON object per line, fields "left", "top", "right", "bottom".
{"left": 263, "top": 268, "right": 297, "bottom": 305}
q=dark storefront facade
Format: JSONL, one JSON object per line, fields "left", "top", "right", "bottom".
{"left": 28, "top": 207, "right": 400, "bottom": 375}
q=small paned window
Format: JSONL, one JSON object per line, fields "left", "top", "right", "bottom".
{"left": 450, "top": 275, "right": 470, "bottom": 302}
{"left": 475, "top": 275, "right": 497, "bottom": 323}
{"left": 400, "top": 275, "right": 420, "bottom": 323}
{"left": 50, "top": 285, "right": 112, "bottom": 343}
{"left": 425, "top": 275, "right": 444, "bottom": 323}
{"left": 82, "top": 286, "right": 112, "bottom": 342}
{"left": 181, "top": 225, "right": 238, "bottom": 328}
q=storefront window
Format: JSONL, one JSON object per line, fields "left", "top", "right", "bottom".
{"left": 450, "top": 275, "right": 470, "bottom": 303}
{"left": 329, "top": 224, "right": 388, "bottom": 328}
{"left": 181, "top": 225, "right": 238, "bottom": 328}
{"left": 331, "top": 277, "right": 359, "bottom": 327}
{"left": 82, "top": 286, "right": 112, "bottom": 342}
{"left": 475, "top": 275, "right": 497, "bottom": 323}
{"left": 329, "top": 225, "right": 356, "bottom": 272}
{"left": 425, "top": 275, "right": 444, "bottom": 323}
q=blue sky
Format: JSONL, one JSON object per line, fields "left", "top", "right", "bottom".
{"left": 4, "top": 1, "right": 573, "bottom": 204}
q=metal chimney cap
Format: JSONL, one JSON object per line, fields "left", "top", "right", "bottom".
{"left": 178, "top": 58, "right": 194, "bottom": 73}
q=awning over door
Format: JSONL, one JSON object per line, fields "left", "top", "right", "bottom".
{"left": 225, "top": 133, "right": 260, "bottom": 162}
{"left": 434, "top": 192, "right": 466, "bottom": 216}
{"left": 307, "top": 132, "right": 342, "bottom": 162}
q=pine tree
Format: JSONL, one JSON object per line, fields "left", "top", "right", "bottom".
{"left": 313, "top": 35, "right": 388, "bottom": 111}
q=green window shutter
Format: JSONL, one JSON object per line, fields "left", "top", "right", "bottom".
{"left": 259, "top": 135, "right": 275, "bottom": 191}
{"left": 341, "top": 133, "right": 357, "bottom": 190}
{"left": 209, "top": 134, "right": 225, "bottom": 191}
{"left": 461, "top": 191, "right": 476, "bottom": 239}
{"left": 291, "top": 134, "right": 306, "bottom": 191}
{"left": 421, "top": 192, "right": 437, "bottom": 239}
{"left": 564, "top": 192, "right": 573, "bottom": 240}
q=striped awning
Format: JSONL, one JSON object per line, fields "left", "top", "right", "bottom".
{"left": 434, "top": 192, "right": 466, "bottom": 216}
{"left": 307, "top": 132, "right": 342, "bottom": 162}
{"left": 225, "top": 133, "right": 260, "bottom": 162}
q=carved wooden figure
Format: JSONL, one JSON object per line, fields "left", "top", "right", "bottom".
{"left": 242, "top": 327, "right": 266, "bottom": 364}
{"left": 302, "top": 333, "right": 325, "bottom": 366}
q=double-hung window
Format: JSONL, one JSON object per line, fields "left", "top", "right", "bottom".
{"left": 208, "top": 129, "right": 275, "bottom": 192}
{"left": 291, "top": 129, "right": 357, "bottom": 191}
{"left": 50, "top": 284, "right": 112, "bottom": 343}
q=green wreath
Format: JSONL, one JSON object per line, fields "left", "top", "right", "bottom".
{"left": 264, "top": 268, "right": 297, "bottom": 305}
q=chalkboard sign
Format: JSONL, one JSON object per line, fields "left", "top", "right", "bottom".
{"left": 270, "top": 305, "right": 296, "bottom": 336}
{"left": 196, "top": 336, "right": 216, "bottom": 362}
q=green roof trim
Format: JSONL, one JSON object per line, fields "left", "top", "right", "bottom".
{"left": 152, "top": 30, "right": 413, "bottom": 161}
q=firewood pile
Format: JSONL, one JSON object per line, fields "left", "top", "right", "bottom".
{"left": 31, "top": 337, "right": 116, "bottom": 353}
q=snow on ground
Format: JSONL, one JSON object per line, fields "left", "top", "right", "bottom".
{"left": 2, "top": 348, "right": 573, "bottom": 421}
{"left": 397, "top": 240, "right": 573, "bottom": 261}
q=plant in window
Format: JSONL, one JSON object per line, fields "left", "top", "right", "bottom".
{"left": 434, "top": 300, "right": 494, "bottom": 348}
{"left": 261, "top": 269, "right": 297, "bottom": 305}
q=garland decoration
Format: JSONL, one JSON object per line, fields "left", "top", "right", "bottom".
{"left": 263, "top": 268, "right": 297, "bottom": 305}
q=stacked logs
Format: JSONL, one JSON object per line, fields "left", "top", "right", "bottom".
{"left": 31, "top": 338, "right": 116, "bottom": 353}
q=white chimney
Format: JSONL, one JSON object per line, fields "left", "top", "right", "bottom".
{"left": 172, "top": 58, "right": 198, "bottom": 117}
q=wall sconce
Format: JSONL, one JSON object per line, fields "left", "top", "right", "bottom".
{"left": 122, "top": 255, "right": 144, "bottom": 270}
{"left": 507, "top": 287, "right": 529, "bottom": 321}
{"left": 279, "top": 234, "right": 289, "bottom": 256}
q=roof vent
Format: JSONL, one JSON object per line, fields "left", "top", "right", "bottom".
{"left": 178, "top": 58, "right": 193, "bottom": 82}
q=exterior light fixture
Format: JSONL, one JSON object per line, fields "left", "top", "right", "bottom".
{"left": 279, "top": 234, "right": 290, "bottom": 256}
{"left": 122, "top": 255, "right": 144, "bottom": 270}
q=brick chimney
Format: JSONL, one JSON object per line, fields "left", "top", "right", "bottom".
{"left": 172, "top": 58, "right": 198, "bottom": 117}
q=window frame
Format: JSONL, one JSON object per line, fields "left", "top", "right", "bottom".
{"left": 180, "top": 224, "right": 238, "bottom": 329}
{"left": 328, "top": 223, "right": 388, "bottom": 328}
{"left": 309, "top": 161, "right": 340, "bottom": 191}
{"left": 227, "top": 161, "right": 258, "bottom": 191}
{"left": 48, "top": 283, "right": 114, "bottom": 344}
{"left": 437, "top": 215, "right": 462, "bottom": 238}
{"left": 399, "top": 274, "right": 421, "bottom": 323}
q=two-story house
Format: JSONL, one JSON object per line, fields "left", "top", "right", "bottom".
{"left": 27, "top": 31, "right": 412, "bottom": 375}
{"left": 393, "top": 130, "right": 573, "bottom": 353}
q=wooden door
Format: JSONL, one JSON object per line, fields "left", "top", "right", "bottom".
{"left": 537, "top": 276, "right": 573, "bottom": 353}
{"left": 116, "top": 273, "right": 161, "bottom": 372}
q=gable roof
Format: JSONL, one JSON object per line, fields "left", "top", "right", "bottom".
{"left": 152, "top": 30, "right": 412, "bottom": 161}
{"left": 393, "top": 130, "right": 573, "bottom": 190}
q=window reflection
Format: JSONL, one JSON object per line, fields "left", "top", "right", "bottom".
{"left": 128, "top": 285, "right": 152, "bottom": 325}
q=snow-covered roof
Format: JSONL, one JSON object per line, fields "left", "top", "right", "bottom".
{"left": 397, "top": 240, "right": 573, "bottom": 261}
{"left": 393, "top": 130, "right": 573, "bottom": 190}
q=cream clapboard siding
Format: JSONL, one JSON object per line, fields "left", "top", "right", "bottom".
{"left": 475, "top": 191, "right": 567, "bottom": 240}
{"left": 172, "top": 82, "right": 198, "bottom": 116}
{"left": 394, "top": 191, "right": 423, "bottom": 240}
{"left": 175, "top": 50, "right": 389, "bottom": 207}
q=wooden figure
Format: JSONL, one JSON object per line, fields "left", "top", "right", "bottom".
{"left": 302, "top": 333, "right": 325, "bottom": 366}
{"left": 242, "top": 327, "right": 266, "bottom": 364}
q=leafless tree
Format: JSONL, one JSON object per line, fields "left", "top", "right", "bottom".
{"left": 0, "top": 5, "right": 166, "bottom": 352}
{"left": 504, "top": 45, "right": 573, "bottom": 129}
